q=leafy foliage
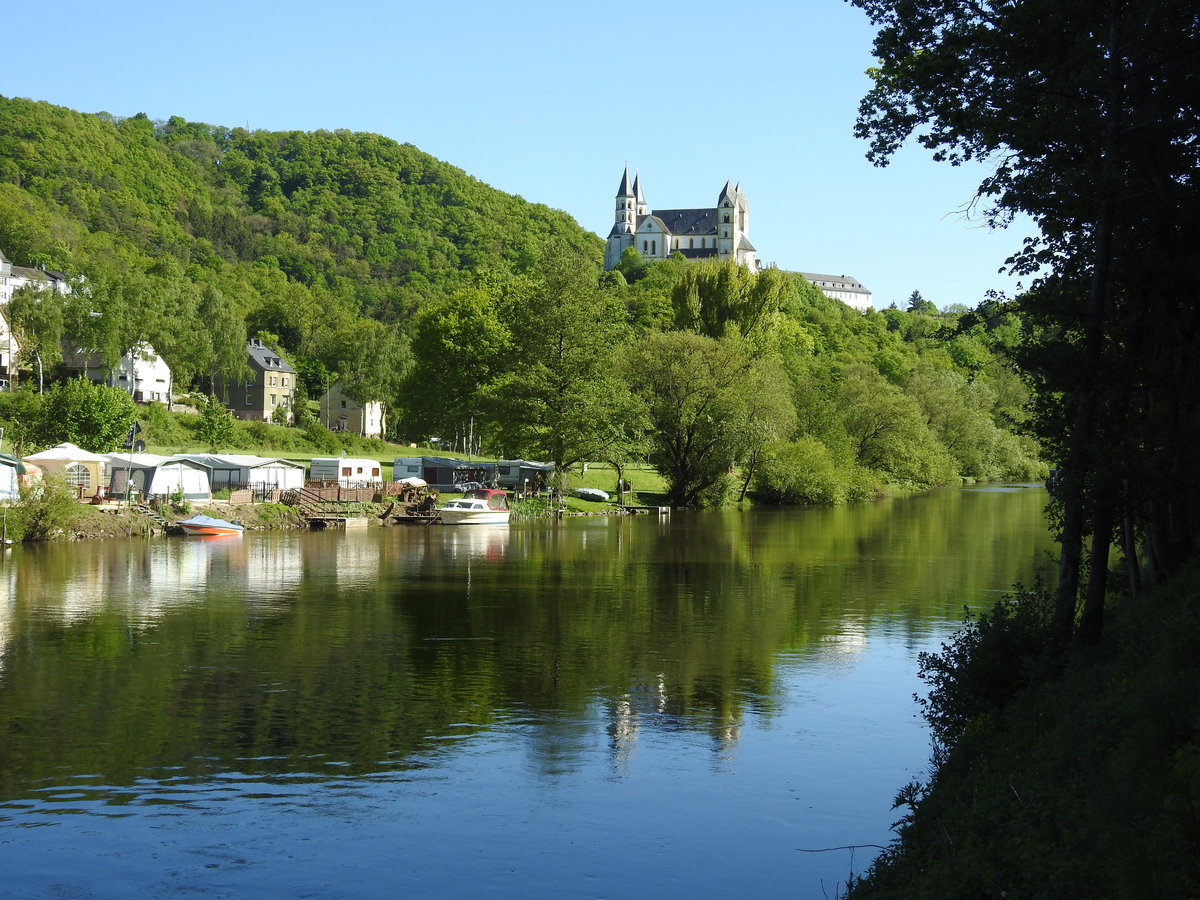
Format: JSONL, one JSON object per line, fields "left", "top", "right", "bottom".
{"left": 35, "top": 378, "right": 137, "bottom": 452}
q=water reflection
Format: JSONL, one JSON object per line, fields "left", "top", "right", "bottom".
{"left": 0, "top": 487, "right": 1055, "bottom": 896}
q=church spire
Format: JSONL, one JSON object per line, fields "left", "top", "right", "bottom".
{"left": 616, "top": 166, "right": 634, "bottom": 198}
{"left": 633, "top": 171, "right": 647, "bottom": 216}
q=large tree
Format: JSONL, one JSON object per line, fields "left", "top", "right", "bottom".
{"left": 485, "top": 243, "right": 631, "bottom": 474}
{"left": 625, "top": 331, "right": 795, "bottom": 507}
{"left": 851, "top": 0, "right": 1200, "bottom": 641}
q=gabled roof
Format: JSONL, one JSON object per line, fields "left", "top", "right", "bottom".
{"left": 105, "top": 452, "right": 210, "bottom": 470}
{"left": 646, "top": 208, "right": 717, "bottom": 236}
{"left": 800, "top": 272, "right": 870, "bottom": 292}
{"left": 246, "top": 339, "right": 296, "bottom": 374}
{"left": 175, "top": 453, "right": 304, "bottom": 469}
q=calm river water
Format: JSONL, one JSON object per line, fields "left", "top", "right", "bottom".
{"left": 0, "top": 486, "right": 1053, "bottom": 899}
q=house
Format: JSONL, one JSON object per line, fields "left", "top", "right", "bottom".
{"left": 104, "top": 453, "right": 212, "bottom": 501}
{"left": 62, "top": 341, "right": 173, "bottom": 404}
{"left": 603, "top": 168, "right": 758, "bottom": 272}
{"left": 0, "top": 248, "right": 71, "bottom": 306}
{"left": 212, "top": 339, "right": 297, "bottom": 423}
{"left": 318, "top": 381, "right": 384, "bottom": 438}
{"left": 309, "top": 457, "right": 383, "bottom": 488}
{"left": 0, "top": 308, "right": 18, "bottom": 388}
{"left": 0, "top": 453, "right": 24, "bottom": 501}
{"left": 800, "top": 272, "right": 873, "bottom": 311}
{"left": 495, "top": 459, "right": 556, "bottom": 490}
{"left": 22, "top": 442, "right": 109, "bottom": 499}
{"left": 173, "top": 453, "right": 305, "bottom": 491}
{"left": 393, "top": 456, "right": 496, "bottom": 492}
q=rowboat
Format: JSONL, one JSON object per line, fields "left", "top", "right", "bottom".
{"left": 178, "top": 514, "right": 244, "bottom": 537}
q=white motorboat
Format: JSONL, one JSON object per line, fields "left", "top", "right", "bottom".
{"left": 436, "top": 488, "right": 511, "bottom": 525}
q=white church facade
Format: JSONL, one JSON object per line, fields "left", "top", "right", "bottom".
{"left": 603, "top": 168, "right": 758, "bottom": 272}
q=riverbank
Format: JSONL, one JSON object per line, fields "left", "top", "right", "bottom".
{"left": 848, "top": 562, "right": 1200, "bottom": 898}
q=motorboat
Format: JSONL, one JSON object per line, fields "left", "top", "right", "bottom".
{"left": 178, "top": 514, "right": 245, "bottom": 537}
{"left": 436, "top": 488, "right": 511, "bottom": 525}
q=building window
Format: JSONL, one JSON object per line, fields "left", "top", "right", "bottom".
{"left": 642, "top": 240, "right": 647, "bottom": 252}
{"left": 342, "top": 467, "right": 351, "bottom": 477}
{"left": 245, "top": 395, "right": 253, "bottom": 406}
{"left": 689, "top": 238, "right": 694, "bottom": 248}
{"left": 270, "top": 394, "right": 277, "bottom": 406}
{"left": 651, "top": 240, "right": 657, "bottom": 255}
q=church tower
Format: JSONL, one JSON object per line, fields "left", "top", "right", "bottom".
{"left": 604, "top": 167, "right": 638, "bottom": 270}
{"left": 717, "top": 181, "right": 736, "bottom": 261}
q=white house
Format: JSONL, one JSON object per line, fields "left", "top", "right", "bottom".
{"left": 318, "top": 381, "right": 384, "bottom": 438}
{"left": 0, "top": 308, "right": 18, "bottom": 388}
{"left": 0, "top": 248, "right": 70, "bottom": 306}
{"left": 173, "top": 454, "right": 305, "bottom": 491}
{"left": 604, "top": 168, "right": 758, "bottom": 272}
{"left": 62, "top": 341, "right": 173, "bottom": 405}
{"left": 800, "top": 272, "right": 874, "bottom": 311}
{"left": 104, "top": 453, "right": 212, "bottom": 501}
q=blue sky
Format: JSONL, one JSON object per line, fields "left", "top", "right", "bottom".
{"left": 6, "top": 0, "right": 1033, "bottom": 310}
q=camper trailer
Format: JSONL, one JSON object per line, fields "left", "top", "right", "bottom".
{"left": 309, "top": 457, "right": 383, "bottom": 489}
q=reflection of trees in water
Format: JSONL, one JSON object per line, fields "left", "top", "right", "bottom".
{"left": 0, "top": 489, "right": 1052, "bottom": 791}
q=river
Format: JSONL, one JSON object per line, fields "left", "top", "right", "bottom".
{"left": 0, "top": 485, "right": 1053, "bottom": 898}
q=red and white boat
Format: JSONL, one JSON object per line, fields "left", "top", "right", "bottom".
{"left": 178, "top": 514, "right": 244, "bottom": 537}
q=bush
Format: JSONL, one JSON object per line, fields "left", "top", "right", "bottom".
{"left": 917, "top": 581, "right": 1056, "bottom": 752}
{"left": 10, "top": 474, "right": 80, "bottom": 542}
{"left": 753, "top": 437, "right": 849, "bottom": 504}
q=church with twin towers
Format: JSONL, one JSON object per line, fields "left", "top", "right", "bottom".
{"left": 602, "top": 167, "right": 759, "bottom": 272}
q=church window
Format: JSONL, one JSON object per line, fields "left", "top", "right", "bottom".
{"left": 673, "top": 238, "right": 678, "bottom": 249}
{"left": 642, "top": 240, "right": 647, "bottom": 252}
{"left": 723, "top": 214, "right": 730, "bottom": 223}
{"left": 651, "top": 240, "right": 657, "bottom": 255}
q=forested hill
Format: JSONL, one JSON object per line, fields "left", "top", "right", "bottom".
{"left": 0, "top": 95, "right": 602, "bottom": 321}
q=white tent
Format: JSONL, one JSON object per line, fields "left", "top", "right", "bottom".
{"left": 23, "top": 442, "right": 109, "bottom": 496}
{"left": 173, "top": 454, "right": 305, "bottom": 491}
{"left": 105, "top": 453, "right": 212, "bottom": 501}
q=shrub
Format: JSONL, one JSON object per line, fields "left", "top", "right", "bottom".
{"left": 10, "top": 474, "right": 80, "bottom": 542}
{"left": 753, "top": 437, "right": 848, "bottom": 504}
{"left": 917, "top": 581, "right": 1056, "bottom": 752}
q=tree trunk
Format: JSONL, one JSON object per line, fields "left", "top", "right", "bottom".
{"left": 1054, "top": 3, "right": 1123, "bottom": 646}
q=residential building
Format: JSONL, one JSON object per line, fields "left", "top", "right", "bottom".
{"left": 0, "top": 248, "right": 70, "bottom": 305}
{"left": 603, "top": 168, "right": 758, "bottom": 271}
{"left": 213, "top": 339, "right": 297, "bottom": 423}
{"left": 800, "top": 272, "right": 873, "bottom": 311}
{"left": 318, "top": 380, "right": 384, "bottom": 438}
{"left": 62, "top": 341, "right": 173, "bottom": 404}
{"left": 0, "top": 308, "right": 18, "bottom": 388}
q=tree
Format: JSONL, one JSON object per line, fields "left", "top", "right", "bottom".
{"left": 907, "top": 290, "right": 936, "bottom": 314}
{"left": 486, "top": 243, "right": 632, "bottom": 474}
{"left": 6, "top": 283, "right": 65, "bottom": 393}
{"left": 403, "top": 286, "right": 513, "bottom": 440}
{"left": 851, "top": 0, "right": 1200, "bottom": 642}
{"left": 35, "top": 378, "right": 137, "bottom": 453}
{"left": 625, "top": 331, "right": 795, "bottom": 507}
{"left": 195, "top": 393, "right": 238, "bottom": 451}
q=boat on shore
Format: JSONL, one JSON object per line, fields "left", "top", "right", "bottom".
{"left": 436, "top": 488, "right": 511, "bottom": 526}
{"left": 178, "top": 514, "right": 244, "bottom": 537}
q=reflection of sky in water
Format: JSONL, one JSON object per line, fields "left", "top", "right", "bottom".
{"left": 0, "top": 490, "right": 1054, "bottom": 898}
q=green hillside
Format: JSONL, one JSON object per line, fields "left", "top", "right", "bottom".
{"left": 0, "top": 95, "right": 601, "bottom": 403}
